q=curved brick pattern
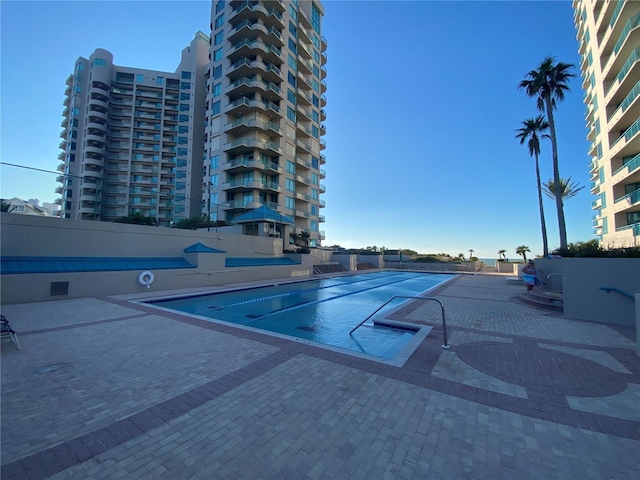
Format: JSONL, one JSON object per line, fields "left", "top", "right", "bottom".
{"left": 455, "top": 341, "right": 630, "bottom": 397}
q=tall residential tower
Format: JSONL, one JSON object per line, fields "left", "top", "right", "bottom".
{"left": 573, "top": 0, "right": 640, "bottom": 246}
{"left": 204, "top": 0, "right": 327, "bottom": 247}
{"left": 57, "top": 33, "right": 210, "bottom": 225}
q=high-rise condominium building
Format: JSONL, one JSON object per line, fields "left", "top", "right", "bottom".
{"left": 57, "top": 33, "right": 210, "bottom": 225}
{"left": 56, "top": 0, "right": 328, "bottom": 246}
{"left": 573, "top": 0, "right": 640, "bottom": 246}
{"left": 204, "top": 0, "right": 327, "bottom": 247}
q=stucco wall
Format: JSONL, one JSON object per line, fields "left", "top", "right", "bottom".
{"left": 0, "top": 213, "right": 313, "bottom": 304}
{"left": 536, "top": 257, "right": 638, "bottom": 327}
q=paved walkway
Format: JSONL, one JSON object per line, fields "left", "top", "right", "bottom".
{"left": 1, "top": 273, "right": 638, "bottom": 479}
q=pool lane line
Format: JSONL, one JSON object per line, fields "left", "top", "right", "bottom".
{"left": 194, "top": 272, "right": 415, "bottom": 315}
{"left": 241, "top": 274, "right": 428, "bottom": 324}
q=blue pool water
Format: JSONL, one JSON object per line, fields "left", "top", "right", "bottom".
{"left": 149, "top": 272, "right": 455, "bottom": 359}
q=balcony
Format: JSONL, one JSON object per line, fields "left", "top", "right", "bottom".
{"left": 608, "top": 80, "right": 640, "bottom": 133}
{"left": 612, "top": 152, "right": 640, "bottom": 178}
{"left": 610, "top": 117, "right": 640, "bottom": 157}
{"left": 320, "top": 139, "right": 326, "bottom": 150}
{"left": 225, "top": 116, "right": 282, "bottom": 137}
{"left": 223, "top": 137, "right": 282, "bottom": 156}
{"left": 319, "top": 154, "right": 326, "bottom": 164}
{"left": 613, "top": 189, "right": 640, "bottom": 213}
{"left": 319, "top": 199, "right": 326, "bottom": 208}
{"left": 229, "top": 38, "right": 282, "bottom": 65}
{"left": 606, "top": 47, "right": 640, "bottom": 103}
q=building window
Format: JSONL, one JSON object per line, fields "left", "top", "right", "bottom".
{"left": 286, "top": 160, "right": 295, "bottom": 174}
{"left": 180, "top": 93, "right": 191, "bottom": 101}
{"left": 312, "top": 79, "right": 319, "bottom": 92}
{"left": 312, "top": 34, "right": 320, "bottom": 48}
{"left": 311, "top": 156, "right": 319, "bottom": 168}
{"left": 289, "top": 4, "right": 297, "bottom": 20}
{"left": 311, "top": 204, "right": 317, "bottom": 215}
{"left": 286, "top": 196, "right": 295, "bottom": 209}
{"left": 311, "top": 188, "right": 318, "bottom": 200}
{"left": 179, "top": 125, "right": 189, "bottom": 133}
{"left": 156, "top": 77, "right": 164, "bottom": 85}
{"left": 178, "top": 137, "right": 188, "bottom": 144}
{"left": 311, "top": 172, "right": 318, "bottom": 184}
{"left": 73, "top": 85, "right": 82, "bottom": 94}
{"left": 288, "top": 89, "right": 296, "bottom": 104}
{"left": 93, "top": 58, "right": 106, "bottom": 66}
{"left": 313, "top": 65, "right": 319, "bottom": 77}
{"left": 311, "top": 3, "right": 321, "bottom": 33}
{"left": 288, "top": 38, "right": 297, "bottom": 54}
{"left": 288, "top": 71, "right": 297, "bottom": 87}
{"left": 312, "top": 94, "right": 319, "bottom": 107}
{"left": 181, "top": 81, "right": 190, "bottom": 90}
{"left": 215, "top": 13, "right": 225, "bottom": 28}
{"left": 210, "top": 173, "right": 219, "bottom": 186}
{"left": 312, "top": 125, "right": 319, "bottom": 138}
{"left": 216, "top": 0, "right": 224, "bottom": 13}
{"left": 311, "top": 220, "right": 318, "bottom": 231}
{"left": 312, "top": 110, "right": 319, "bottom": 123}
{"left": 214, "top": 65, "right": 222, "bottom": 79}
{"left": 288, "top": 55, "right": 297, "bottom": 72}
{"left": 76, "top": 63, "right": 85, "bottom": 72}
{"left": 212, "top": 100, "right": 221, "bottom": 115}
{"left": 181, "top": 71, "right": 191, "bottom": 79}
{"left": 179, "top": 103, "right": 190, "bottom": 111}
{"left": 211, "top": 155, "right": 219, "bottom": 169}
{"left": 287, "top": 106, "right": 296, "bottom": 122}
{"left": 177, "top": 148, "right": 188, "bottom": 156}
{"left": 179, "top": 114, "right": 189, "bottom": 122}
{"left": 71, "top": 107, "right": 80, "bottom": 116}
{"left": 136, "top": 74, "right": 145, "bottom": 83}
{"left": 214, "top": 30, "right": 224, "bottom": 45}
{"left": 213, "top": 83, "right": 221, "bottom": 97}
{"left": 214, "top": 48, "right": 223, "bottom": 61}
{"left": 286, "top": 178, "right": 295, "bottom": 192}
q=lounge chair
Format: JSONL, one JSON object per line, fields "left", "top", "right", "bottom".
{"left": 1, "top": 315, "right": 20, "bottom": 350}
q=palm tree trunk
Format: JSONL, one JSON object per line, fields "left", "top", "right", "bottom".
{"left": 544, "top": 95, "right": 568, "bottom": 249}
{"left": 534, "top": 152, "right": 549, "bottom": 256}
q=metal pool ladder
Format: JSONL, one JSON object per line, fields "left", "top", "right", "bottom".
{"left": 349, "top": 296, "right": 450, "bottom": 349}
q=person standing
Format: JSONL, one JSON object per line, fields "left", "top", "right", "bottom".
{"left": 522, "top": 260, "right": 539, "bottom": 292}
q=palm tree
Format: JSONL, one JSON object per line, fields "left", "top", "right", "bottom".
{"left": 519, "top": 56, "right": 575, "bottom": 250}
{"left": 542, "top": 176, "right": 585, "bottom": 201}
{"left": 299, "top": 230, "right": 311, "bottom": 247}
{"left": 468, "top": 249, "right": 474, "bottom": 260}
{"left": 516, "top": 245, "right": 531, "bottom": 262}
{"left": 515, "top": 115, "right": 550, "bottom": 256}
{"left": 498, "top": 249, "right": 507, "bottom": 261}
{"left": 0, "top": 200, "right": 14, "bottom": 212}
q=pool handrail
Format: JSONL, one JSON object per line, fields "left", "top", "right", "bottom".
{"left": 349, "top": 296, "right": 450, "bottom": 349}
{"left": 599, "top": 286, "right": 635, "bottom": 301}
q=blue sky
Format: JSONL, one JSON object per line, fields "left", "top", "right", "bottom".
{"left": 1, "top": 1, "right": 592, "bottom": 259}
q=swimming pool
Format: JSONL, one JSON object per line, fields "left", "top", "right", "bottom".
{"left": 148, "top": 272, "right": 455, "bottom": 360}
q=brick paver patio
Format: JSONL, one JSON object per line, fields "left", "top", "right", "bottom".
{"left": 1, "top": 273, "right": 638, "bottom": 479}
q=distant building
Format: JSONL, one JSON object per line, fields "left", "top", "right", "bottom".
{"left": 2, "top": 198, "right": 59, "bottom": 216}
{"left": 57, "top": 33, "right": 210, "bottom": 226}
{"left": 573, "top": 0, "right": 640, "bottom": 246}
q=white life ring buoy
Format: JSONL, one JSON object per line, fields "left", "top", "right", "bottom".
{"left": 138, "top": 270, "right": 154, "bottom": 288}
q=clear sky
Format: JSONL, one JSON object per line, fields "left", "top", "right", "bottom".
{"left": 1, "top": 1, "right": 592, "bottom": 259}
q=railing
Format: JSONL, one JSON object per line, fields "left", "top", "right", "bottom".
{"left": 614, "top": 187, "right": 640, "bottom": 204}
{"left": 612, "top": 152, "right": 640, "bottom": 176}
{"left": 599, "top": 286, "right": 634, "bottom": 300}
{"left": 546, "top": 273, "right": 563, "bottom": 293}
{"left": 349, "top": 296, "right": 449, "bottom": 349}
{"left": 610, "top": 117, "right": 640, "bottom": 150}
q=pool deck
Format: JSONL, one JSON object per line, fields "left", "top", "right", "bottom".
{"left": 1, "top": 273, "right": 638, "bottom": 479}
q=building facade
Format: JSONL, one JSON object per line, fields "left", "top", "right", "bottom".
{"left": 204, "top": 0, "right": 327, "bottom": 247}
{"left": 57, "top": 33, "right": 209, "bottom": 226}
{"left": 573, "top": 0, "right": 640, "bottom": 246}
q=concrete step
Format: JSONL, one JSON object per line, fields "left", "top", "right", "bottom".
{"left": 519, "top": 291, "right": 563, "bottom": 311}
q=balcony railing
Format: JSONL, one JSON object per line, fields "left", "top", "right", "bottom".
{"left": 606, "top": 47, "right": 640, "bottom": 96}
{"left": 611, "top": 117, "right": 640, "bottom": 150}
{"left": 613, "top": 152, "right": 640, "bottom": 176}
{"left": 615, "top": 187, "right": 640, "bottom": 204}
{"left": 613, "top": 13, "right": 640, "bottom": 56}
